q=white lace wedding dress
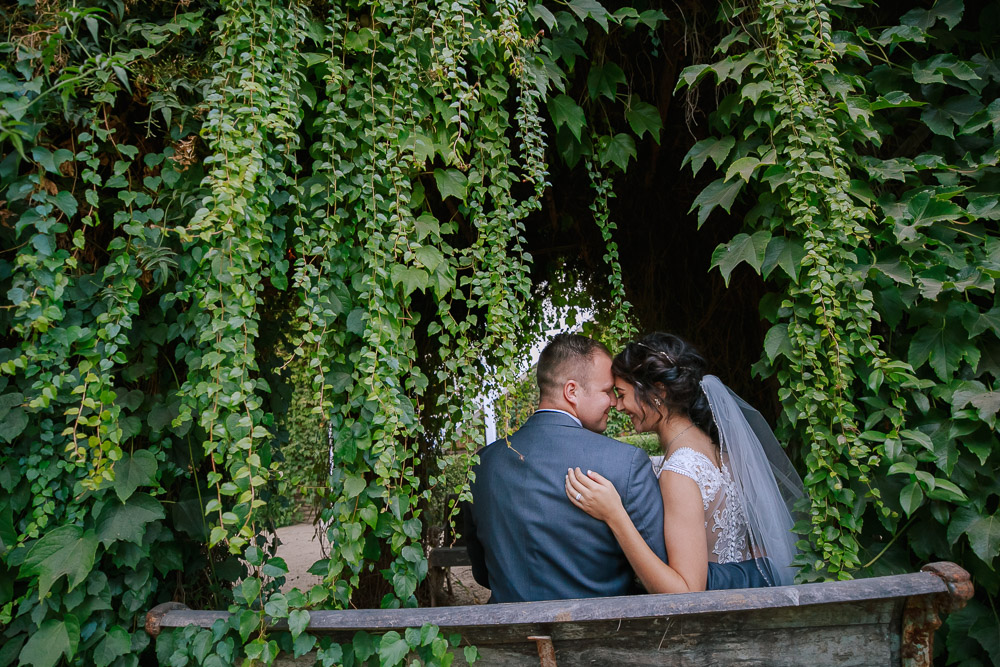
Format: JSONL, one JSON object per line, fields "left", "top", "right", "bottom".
{"left": 656, "top": 447, "right": 752, "bottom": 564}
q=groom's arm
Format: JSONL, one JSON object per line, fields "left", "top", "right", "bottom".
{"left": 463, "top": 497, "right": 490, "bottom": 589}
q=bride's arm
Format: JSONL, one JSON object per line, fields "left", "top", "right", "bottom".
{"left": 565, "top": 468, "right": 708, "bottom": 594}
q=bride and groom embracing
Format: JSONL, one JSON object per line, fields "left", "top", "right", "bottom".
{"left": 465, "top": 332, "right": 804, "bottom": 603}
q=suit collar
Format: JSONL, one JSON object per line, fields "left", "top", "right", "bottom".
{"left": 530, "top": 409, "right": 583, "bottom": 428}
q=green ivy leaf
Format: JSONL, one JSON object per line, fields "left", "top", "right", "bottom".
{"left": 264, "top": 593, "right": 288, "bottom": 619}
{"left": 352, "top": 631, "right": 375, "bottom": 661}
{"left": 288, "top": 609, "right": 310, "bottom": 640}
{"left": 690, "top": 177, "right": 743, "bottom": 227}
{"left": 761, "top": 236, "right": 805, "bottom": 282}
{"left": 414, "top": 213, "right": 440, "bottom": 241}
{"left": 529, "top": 4, "right": 557, "bottom": 29}
{"left": 53, "top": 191, "right": 78, "bottom": 218}
{"left": 0, "top": 403, "right": 27, "bottom": 443}
{"left": 951, "top": 381, "right": 1000, "bottom": 424}
{"left": 911, "top": 54, "right": 978, "bottom": 85}
{"left": 392, "top": 570, "right": 417, "bottom": 599}
{"left": 234, "top": 609, "right": 259, "bottom": 642}
{"left": 92, "top": 625, "right": 130, "bottom": 667}
{"left": 293, "top": 632, "right": 317, "bottom": 659}
{"left": 18, "top": 615, "right": 80, "bottom": 667}
{"left": 905, "top": 191, "right": 965, "bottom": 228}
{"left": 597, "top": 133, "right": 636, "bottom": 171}
{"left": 908, "top": 323, "right": 977, "bottom": 381}
{"left": 566, "top": 0, "right": 611, "bottom": 31}
{"left": 390, "top": 265, "right": 429, "bottom": 296}
{"left": 261, "top": 557, "right": 288, "bottom": 577}
{"left": 378, "top": 631, "right": 410, "bottom": 667}
{"left": 548, "top": 95, "right": 586, "bottom": 141}
{"left": 343, "top": 474, "right": 366, "bottom": 498}
{"left": 433, "top": 168, "right": 468, "bottom": 202}
{"left": 414, "top": 246, "right": 445, "bottom": 273}
{"left": 587, "top": 62, "right": 625, "bottom": 101}
{"left": 899, "top": 481, "right": 924, "bottom": 516}
{"left": 96, "top": 493, "right": 166, "bottom": 546}
{"left": 556, "top": 124, "right": 591, "bottom": 168}
{"left": 710, "top": 231, "right": 771, "bottom": 286}
{"left": 763, "top": 323, "right": 792, "bottom": 363}
{"left": 20, "top": 526, "right": 98, "bottom": 598}
{"left": 0, "top": 502, "right": 15, "bottom": 553}
{"left": 872, "top": 257, "right": 913, "bottom": 285}
{"left": 724, "top": 156, "right": 764, "bottom": 182}
{"left": 410, "top": 132, "right": 436, "bottom": 165}
{"left": 346, "top": 308, "right": 366, "bottom": 336}
{"left": 870, "top": 91, "right": 925, "bottom": 110}
{"left": 316, "top": 643, "right": 343, "bottom": 665}
{"left": 681, "top": 137, "right": 735, "bottom": 176}
{"left": 926, "top": 478, "right": 968, "bottom": 502}
{"left": 625, "top": 100, "right": 662, "bottom": 142}
{"left": 113, "top": 450, "right": 158, "bottom": 501}
{"left": 947, "top": 508, "right": 1000, "bottom": 563}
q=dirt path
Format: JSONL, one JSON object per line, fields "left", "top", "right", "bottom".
{"left": 274, "top": 523, "right": 326, "bottom": 593}
{"left": 274, "top": 523, "right": 489, "bottom": 604}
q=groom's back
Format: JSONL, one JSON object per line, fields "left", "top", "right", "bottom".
{"left": 467, "top": 411, "right": 666, "bottom": 603}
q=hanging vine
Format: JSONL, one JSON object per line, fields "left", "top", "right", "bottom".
{"left": 7, "top": 1, "right": 996, "bottom": 666}
{"left": 680, "top": 0, "right": 999, "bottom": 659}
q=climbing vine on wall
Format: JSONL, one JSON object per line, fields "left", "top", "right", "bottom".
{"left": 0, "top": 1, "right": 665, "bottom": 665}
{"left": 9, "top": 0, "right": 996, "bottom": 664}
{"left": 682, "top": 0, "right": 1000, "bottom": 661}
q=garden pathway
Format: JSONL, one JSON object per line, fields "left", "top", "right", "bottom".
{"left": 274, "top": 523, "right": 488, "bottom": 605}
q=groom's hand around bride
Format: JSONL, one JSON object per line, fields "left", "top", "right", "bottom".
{"left": 566, "top": 468, "right": 627, "bottom": 524}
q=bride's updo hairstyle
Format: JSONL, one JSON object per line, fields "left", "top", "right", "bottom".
{"left": 611, "top": 332, "right": 719, "bottom": 443}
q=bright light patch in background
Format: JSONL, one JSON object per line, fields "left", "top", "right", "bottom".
{"left": 482, "top": 301, "right": 594, "bottom": 443}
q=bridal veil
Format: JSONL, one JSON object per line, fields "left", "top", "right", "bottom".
{"left": 700, "top": 375, "right": 804, "bottom": 586}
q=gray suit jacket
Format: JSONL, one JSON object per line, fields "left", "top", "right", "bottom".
{"left": 466, "top": 411, "right": 665, "bottom": 602}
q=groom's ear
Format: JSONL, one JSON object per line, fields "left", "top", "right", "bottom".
{"left": 563, "top": 379, "right": 579, "bottom": 406}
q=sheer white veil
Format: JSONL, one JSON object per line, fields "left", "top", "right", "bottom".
{"left": 700, "top": 375, "right": 803, "bottom": 586}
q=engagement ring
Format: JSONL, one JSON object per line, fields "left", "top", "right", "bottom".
{"left": 575, "top": 492, "right": 582, "bottom": 501}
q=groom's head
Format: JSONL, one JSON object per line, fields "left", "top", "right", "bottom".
{"left": 536, "top": 334, "right": 616, "bottom": 433}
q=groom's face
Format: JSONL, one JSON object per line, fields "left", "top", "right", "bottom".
{"left": 576, "top": 352, "right": 616, "bottom": 433}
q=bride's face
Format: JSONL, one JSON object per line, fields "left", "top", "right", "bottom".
{"left": 613, "top": 379, "right": 661, "bottom": 433}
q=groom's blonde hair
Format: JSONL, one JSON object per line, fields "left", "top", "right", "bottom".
{"left": 536, "top": 334, "right": 610, "bottom": 401}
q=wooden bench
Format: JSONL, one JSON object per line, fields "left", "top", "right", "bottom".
{"left": 146, "top": 561, "right": 972, "bottom": 666}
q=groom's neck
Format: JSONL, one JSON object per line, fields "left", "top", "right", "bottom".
{"left": 536, "top": 400, "right": 581, "bottom": 421}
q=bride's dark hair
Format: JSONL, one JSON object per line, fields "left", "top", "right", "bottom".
{"left": 611, "top": 332, "right": 719, "bottom": 443}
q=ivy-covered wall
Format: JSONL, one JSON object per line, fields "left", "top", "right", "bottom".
{"left": 678, "top": 0, "right": 1000, "bottom": 661}
{"left": 1, "top": 0, "right": 997, "bottom": 666}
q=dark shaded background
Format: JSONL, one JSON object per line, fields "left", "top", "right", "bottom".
{"left": 518, "top": 0, "right": 776, "bottom": 420}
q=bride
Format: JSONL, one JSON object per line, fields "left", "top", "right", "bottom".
{"left": 565, "top": 332, "right": 803, "bottom": 593}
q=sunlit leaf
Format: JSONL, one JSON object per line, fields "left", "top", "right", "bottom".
{"left": 710, "top": 231, "right": 771, "bottom": 286}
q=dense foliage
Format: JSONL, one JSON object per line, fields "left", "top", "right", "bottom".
{"left": 2, "top": 0, "right": 997, "bottom": 665}
{"left": 0, "top": 0, "right": 662, "bottom": 665}
{"left": 683, "top": 0, "right": 999, "bottom": 661}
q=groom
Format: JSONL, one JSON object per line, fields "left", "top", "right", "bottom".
{"left": 465, "top": 333, "right": 764, "bottom": 603}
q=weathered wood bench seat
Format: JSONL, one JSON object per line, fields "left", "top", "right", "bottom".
{"left": 146, "top": 561, "right": 971, "bottom": 666}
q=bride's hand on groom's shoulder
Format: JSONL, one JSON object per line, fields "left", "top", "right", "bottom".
{"left": 565, "top": 468, "right": 625, "bottom": 524}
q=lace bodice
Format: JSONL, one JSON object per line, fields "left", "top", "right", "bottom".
{"left": 658, "top": 447, "right": 751, "bottom": 564}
